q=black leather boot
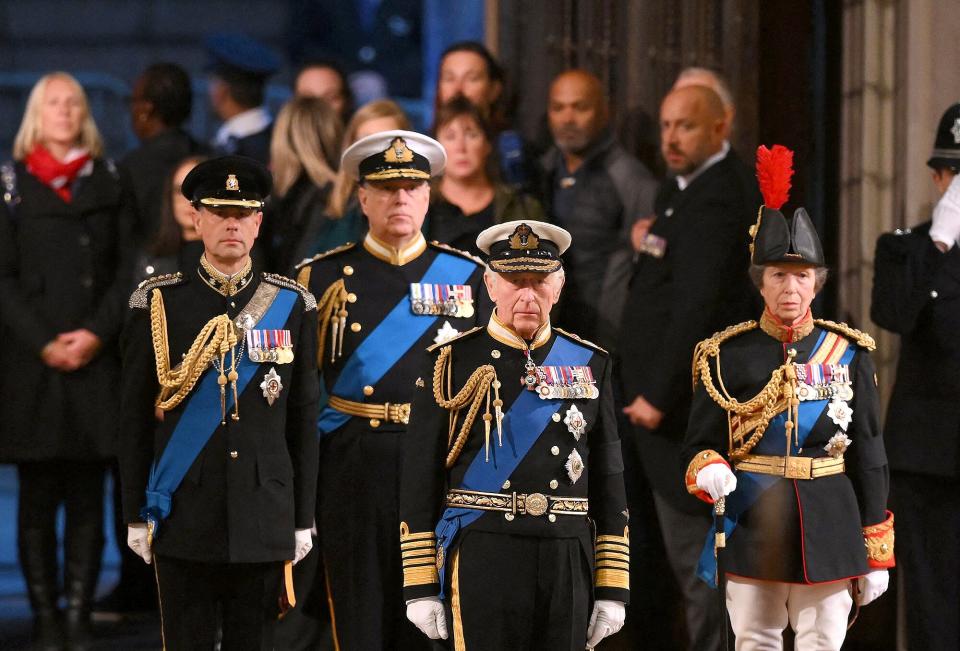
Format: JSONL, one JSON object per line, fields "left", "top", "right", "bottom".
{"left": 19, "top": 526, "right": 64, "bottom": 651}
{"left": 63, "top": 519, "right": 103, "bottom": 651}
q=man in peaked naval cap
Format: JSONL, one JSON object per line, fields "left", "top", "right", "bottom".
{"left": 119, "top": 155, "right": 320, "bottom": 650}
{"left": 295, "top": 130, "right": 487, "bottom": 650}
{"left": 872, "top": 102, "right": 960, "bottom": 650}
{"left": 399, "top": 220, "right": 629, "bottom": 650}
{"left": 207, "top": 33, "right": 281, "bottom": 165}
{"left": 683, "top": 145, "right": 893, "bottom": 650}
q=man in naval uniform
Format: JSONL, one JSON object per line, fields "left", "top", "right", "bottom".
{"left": 682, "top": 146, "right": 893, "bottom": 650}
{"left": 295, "top": 130, "right": 486, "bottom": 650}
{"left": 119, "top": 156, "right": 319, "bottom": 650}
{"left": 399, "top": 220, "right": 629, "bottom": 651}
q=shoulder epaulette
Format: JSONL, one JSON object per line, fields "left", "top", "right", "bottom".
{"left": 429, "top": 240, "right": 486, "bottom": 267}
{"left": 129, "top": 272, "right": 185, "bottom": 309}
{"left": 814, "top": 319, "right": 876, "bottom": 351}
{"left": 263, "top": 273, "right": 317, "bottom": 312}
{"left": 426, "top": 326, "right": 484, "bottom": 352}
{"left": 294, "top": 242, "right": 356, "bottom": 269}
{"left": 691, "top": 320, "right": 758, "bottom": 387}
{"left": 553, "top": 327, "right": 608, "bottom": 355}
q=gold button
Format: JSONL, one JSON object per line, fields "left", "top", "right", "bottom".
{"left": 549, "top": 479, "right": 559, "bottom": 489}
{"left": 343, "top": 265, "right": 354, "bottom": 276}
{"left": 787, "top": 348, "right": 797, "bottom": 357}
{"left": 229, "top": 451, "right": 238, "bottom": 459}
{"left": 504, "top": 513, "right": 514, "bottom": 522}
{"left": 552, "top": 413, "right": 561, "bottom": 422}
{"left": 491, "top": 350, "right": 501, "bottom": 359}
{"left": 548, "top": 514, "right": 557, "bottom": 523}
{"left": 347, "top": 292, "right": 358, "bottom": 303}
{"left": 363, "top": 385, "right": 374, "bottom": 396}
{"left": 551, "top": 446, "right": 560, "bottom": 456}
{"left": 370, "top": 418, "right": 381, "bottom": 428}
{"left": 502, "top": 480, "right": 511, "bottom": 490}
{"left": 351, "top": 322, "right": 362, "bottom": 332}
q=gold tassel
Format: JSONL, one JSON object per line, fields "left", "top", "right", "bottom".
{"left": 492, "top": 380, "right": 503, "bottom": 447}
{"left": 337, "top": 308, "right": 347, "bottom": 357}
{"left": 218, "top": 352, "right": 228, "bottom": 425}
{"left": 330, "top": 316, "right": 339, "bottom": 364}
{"left": 229, "top": 346, "right": 240, "bottom": 421}
{"left": 483, "top": 388, "right": 492, "bottom": 461}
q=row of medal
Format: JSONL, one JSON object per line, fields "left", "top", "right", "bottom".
{"left": 523, "top": 361, "right": 599, "bottom": 400}
{"left": 246, "top": 329, "right": 294, "bottom": 364}
{"left": 793, "top": 362, "right": 854, "bottom": 432}
{"left": 409, "top": 283, "right": 474, "bottom": 318}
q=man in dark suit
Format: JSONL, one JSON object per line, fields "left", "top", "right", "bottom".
{"left": 119, "top": 157, "right": 319, "bottom": 650}
{"left": 871, "top": 102, "right": 960, "bottom": 651}
{"left": 617, "top": 84, "right": 760, "bottom": 651}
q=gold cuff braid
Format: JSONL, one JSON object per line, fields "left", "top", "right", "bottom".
{"left": 863, "top": 511, "right": 895, "bottom": 567}
{"left": 595, "top": 527, "right": 630, "bottom": 590}
{"left": 685, "top": 450, "right": 727, "bottom": 494}
{"left": 400, "top": 522, "right": 440, "bottom": 587}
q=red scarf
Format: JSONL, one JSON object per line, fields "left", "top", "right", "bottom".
{"left": 25, "top": 144, "right": 92, "bottom": 202}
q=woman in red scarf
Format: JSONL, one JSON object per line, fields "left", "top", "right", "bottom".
{"left": 0, "top": 72, "right": 134, "bottom": 651}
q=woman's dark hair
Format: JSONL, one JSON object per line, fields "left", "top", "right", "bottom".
{"left": 140, "top": 62, "right": 193, "bottom": 127}
{"left": 435, "top": 41, "right": 511, "bottom": 133}
{"left": 150, "top": 155, "right": 208, "bottom": 257}
{"left": 432, "top": 96, "right": 498, "bottom": 183}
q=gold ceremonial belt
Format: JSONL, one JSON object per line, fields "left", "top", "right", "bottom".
{"left": 446, "top": 488, "right": 589, "bottom": 517}
{"left": 328, "top": 395, "right": 411, "bottom": 425}
{"left": 735, "top": 454, "right": 845, "bottom": 480}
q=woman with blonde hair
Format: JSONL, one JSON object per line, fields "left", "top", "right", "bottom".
{"left": 263, "top": 95, "right": 343, "bottom": 273}
{"left": 0, "top": 71, "right": 134, "bottom": 651}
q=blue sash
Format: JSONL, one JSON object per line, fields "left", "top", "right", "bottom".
{"left": 696, "top": 331, "right": 857, "bottom": 585}
{"left": 434, "top": 335, "right": 593, "bottom": 597}
{"left": 316, "top": 252, "right": 476, "bottom": 435}
{"left": 140, "top": 287, "right": 299, "bottom": 535}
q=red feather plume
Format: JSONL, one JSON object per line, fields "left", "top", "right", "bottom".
{"left": 755, "top": 145, "right": 794, "bottom": 210}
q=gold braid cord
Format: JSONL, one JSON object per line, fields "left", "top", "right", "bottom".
{"left": 314, "top": 279, "right": 348, "bottom": 368}
{"left": 149, "top": 289, "right": 239, "bottom": 421}
{"left": 432, "top": 346, "right": 502, "bottom": 468}
{"left": 692, "top": 320, "right": 801, "bottom": 459}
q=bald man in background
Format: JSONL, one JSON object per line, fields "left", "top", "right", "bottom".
{"left": 539, "top": 69, "right": 656, "bottom": 350}
{"left": 617, "top": 84, "right": 760, "bottom": 651}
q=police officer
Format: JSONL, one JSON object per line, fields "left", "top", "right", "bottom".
{"left": 683, "top": 146, "right": 893, "bottom": 650}
{"left": 399, "top": 220, "right": 629, "bottom": 651}
{"left": 295, "top": 130, "right": 486, "bottom": 650}
{"left": 119, "top": 156, "right": 319, "bottom": 650}
{"left": 871, "top": 103, "right": 960, "bottom": 650}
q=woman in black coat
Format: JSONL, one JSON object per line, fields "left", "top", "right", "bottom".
{"left": 0, "top": 72, "right": 134, "bottom": 651}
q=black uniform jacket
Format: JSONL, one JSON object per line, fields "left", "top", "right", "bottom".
{"left": 872, "top": 222, "right": 960, "bottom": 478}
{"left": 0, "top": 159, "right": 135, "bottom": 461}
{"left": 682, "top": 322, "right": 890, "bottom": 583}
{"left": 296, "top": 233, "right": 487, "bottom": 413}
{"left": 399, "top": 318, "right": 630, "bottom": 603}
{"left": 119, "top": 262, "right": 319, "bottom": 563}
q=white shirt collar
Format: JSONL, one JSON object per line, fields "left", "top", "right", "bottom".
{"left": 676, "top": 140, "right": 730, "bottom": 191}
{"left": 214, "top": 106, "right": 272, "bottom": 146}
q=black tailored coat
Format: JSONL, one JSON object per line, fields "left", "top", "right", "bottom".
{"left": 0, "top": 159, "right": 135, "bottom": 461}
{"left": 871, "top": 222, "right": 960, "bottom": 478}
{"left": 119, "top": 267, "right": 319, "bottom": 563}
{"left": 214, "top": 127, "right": 272, "bottom": 167}
{"left": 682, "top": 325, "right": 889, "bottom": 582}
{"left": 618, "top": 151, "right": 760, "bottom": 508}
{"left": 399, "top": 325, "right": 630, "bottom": 603}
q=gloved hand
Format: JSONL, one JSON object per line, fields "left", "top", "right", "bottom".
{"left": 855, "top": 569, "right": 889, "bottom": 606}
{"left": 127, "top": 523, "right": 152, "bottom": 565}
{"left": 585, "top": 599, "right": 626, "bottom": 649}
{"left": 406, "top": 597, "right": 448, "bottom": 640}
{"left": 696, "top": 463, "right": 737, "bottom": 501}
{"left": 930, "top": 174, "right": 960, "bottom": 248}
{"left": 293, "top": 528, "right": 313, "bottom": 565}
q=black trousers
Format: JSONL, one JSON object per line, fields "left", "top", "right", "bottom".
{"left": 445, "top": 530, "right": 591, "bottom": 651}
{"left": 154, "top": 555, "right": 283, "bottom": 651}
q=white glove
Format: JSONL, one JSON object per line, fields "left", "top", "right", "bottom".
{"left": 930, "top": 174, "right": 960, "bottom": 247}
{"left": 406, "top": 597, "right": 448, "bottom": 640}
{"left": 585, "top": 599, "right": 626, "bottom": 649}
{"left": 127, "top": 523, "right": 152, "bottom": 565}
{"left": 293, "top": 528, "right": 313, "bottom": 565}
{"left": 855, "top": 569, "right": 889, "bottom": 606}
{"left": 696, "top": 463, "right": 737, "bottom": 501}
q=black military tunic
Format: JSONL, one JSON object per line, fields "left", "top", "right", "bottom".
{"left": 296, "top": 232, "right": 485, "bottom": 650}
{"left": 119, "top": 257, "right": 319, "bottom": 648}
{"left": 682, "top": 315, "right": 893, "bottom": 584}
{"left": 399, "top": 316, "right": 629, "bottom": 651}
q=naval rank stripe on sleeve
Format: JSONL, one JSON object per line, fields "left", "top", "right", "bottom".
{"left": 595, "top": 528, "right": 630, "bottom": 590}
{"left": 400, "top": 522, "right": 440, "bottom": 587}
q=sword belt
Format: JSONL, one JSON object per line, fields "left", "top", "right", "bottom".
{"left": 446, "top": 488, "right": 589, "bottom": 518}
{"left": 734, "top": 454, "right": 845, "bottom": 480}
{"left": 328, "top": 395, "right": 411, "bottom": 425}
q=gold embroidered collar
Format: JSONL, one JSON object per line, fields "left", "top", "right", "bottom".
{"left": 363, "top": 231, "right": 427, "bottom": 265}
{"left": 759, "top": 308, "right": 814, "bottom": 343}
{"left": 486, "top": 310, "right": 552, "bottom": 351}
{"left": 198, "top": 254, "right": 254, "bottom": 297}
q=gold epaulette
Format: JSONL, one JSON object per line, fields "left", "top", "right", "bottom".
{"left": 429, "top": 240, "right": 485, "bottom": 267}
{"left": 128, "top": 272, "right": 184, "bottom": 309}
{"left": 814, "top": 319, "right": 876, "bottom": 351}
{"left": 262, "top": 273, "right": 316, "bottom": 312}
{"left": 294, "top": 242, "right": 356, "bottom": 270}
{"left": 553, "top": 327, "right": 608, "bottom": 355}
{"left": 691, "top": 320, "right": 758, "bottom": 387}
{"left": 426, "top": 325, "right": 484, "bottom": 352}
